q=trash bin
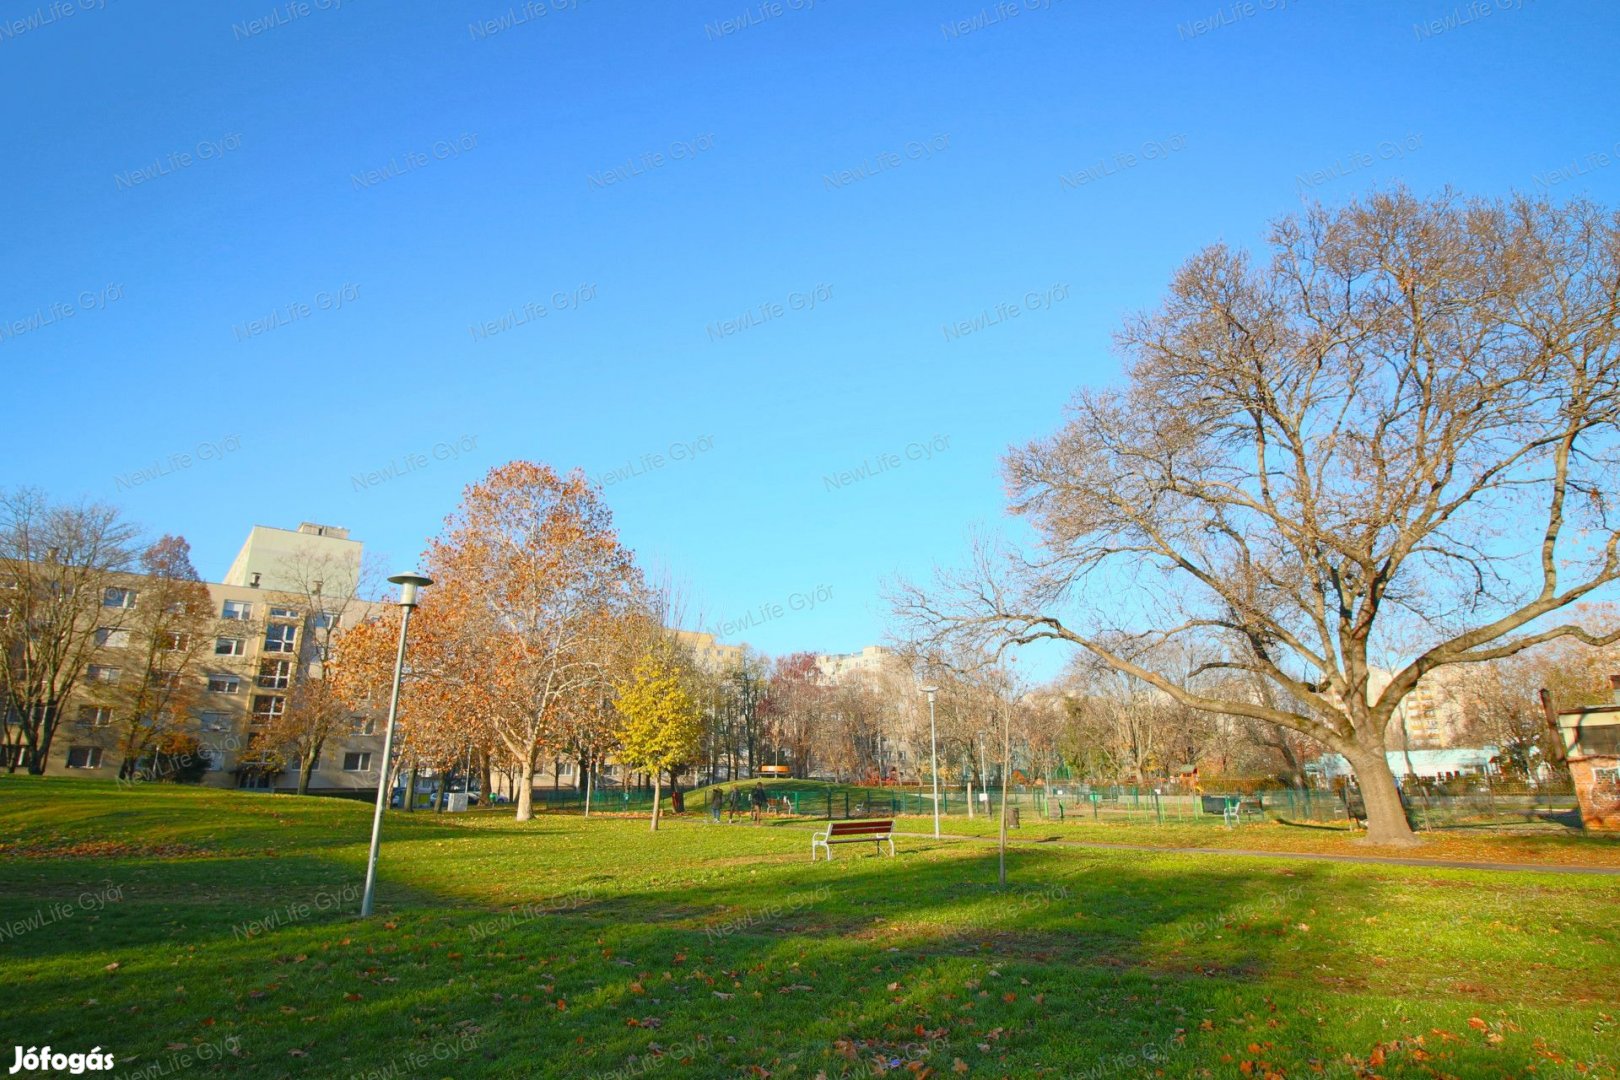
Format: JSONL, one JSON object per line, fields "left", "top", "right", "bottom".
{"left": 1006, "top": 806, "right": 1020, "bottom": 829}
{"left": 446, "top": 793, "right": 469, "bottom": 812}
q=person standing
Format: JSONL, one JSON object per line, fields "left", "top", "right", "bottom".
{"left": 751, "top": 782, "right": 767, "bottom": 825}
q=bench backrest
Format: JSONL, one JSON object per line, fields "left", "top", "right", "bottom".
{"left": 828, "top": 819, "right": 893, "bottom": 836}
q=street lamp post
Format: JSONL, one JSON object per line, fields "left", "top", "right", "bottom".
{"left": 360, "top": 572, "right": 432, "bottom": 918}
{"left": 922, "top": 685, "right": 940, "bottom": 839}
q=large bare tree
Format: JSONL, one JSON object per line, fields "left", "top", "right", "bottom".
{"left": 901, "top": 190, "right": 1620, "bottom": 845}
{"left": 0, "top": 490, "right": 138, "bottom": 774}
{"left": 92, "top": 536, "right": 219, "bottom": 780}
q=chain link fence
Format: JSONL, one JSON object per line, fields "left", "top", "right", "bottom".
{"left": 521, "top": 775, "right": 1579, "bottom": 832}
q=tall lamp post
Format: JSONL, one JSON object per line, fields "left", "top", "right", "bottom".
{"left": 922, "top": 685, "right": 941, "bottom": 839}
{"left": 360, "top": 572, "right": 432, "bottom": 918}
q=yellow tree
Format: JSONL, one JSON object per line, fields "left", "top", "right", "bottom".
{"left": 615, "top": 647, "right": 703, "bottom": 831}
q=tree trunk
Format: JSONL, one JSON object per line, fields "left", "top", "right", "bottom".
{"left": 1274, "top": 729, "right": 1309, "bottom": 790}
{"left": 479, "top": 750, "right": 492, "bottom": 807}
{"left": 1346, "top": 747, "right": 1418, "bottom": 846}
{"left": 297, "top": 754, "right": 313, "bottom": 796}
{"left": 584, "top": 759, "right": 594, "bottom": 818}
{"left": 515, "top": 758, "right": 535, "bottom": 822}
{"left": 998, "top": 706, "right": 1011, "bottom": 887}
{"left": 650, "top": 771, "right": 662, "bottom": 832}
{"left": 404, "top": 761, "right": 418, "bottom": 813}
{"left": 28, "top": 704, "right": 59, "bottom": 775}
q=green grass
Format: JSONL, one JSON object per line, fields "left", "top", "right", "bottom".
{"left": 1, "top": 777, "right": 1618, "bottom": 1079}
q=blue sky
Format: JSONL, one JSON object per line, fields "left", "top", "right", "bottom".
{"left": 6, "top": 0, "right": 1620, "bottom": 681}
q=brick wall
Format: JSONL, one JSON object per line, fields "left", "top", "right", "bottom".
{"left": 1569, "top": 756, "right": 1620, "bottom": 831}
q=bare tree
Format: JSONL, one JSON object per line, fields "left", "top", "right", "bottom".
{"left": 90, "top": 536, "right": 219, "bottom": 780}
{"left": 899, "top": 190, "right": 1620, "bottom": 845}
{"left": 256, "top": 549, "right": 379, "bottom": 795}
{"left": 0, "top": 490, "right": 138, "bottom": 774}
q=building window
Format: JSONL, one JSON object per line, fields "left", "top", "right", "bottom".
{"left": 264, "top": 624, "right": 297, "bottom": 654}
{"left": 257, "top": 660, "right": 292, "bottom": 689}
{"left": 269, "top": 606, "right": 300, "bottom": 620}
{"left": 103, "top": 587, "right": 136, "bottom": 609}
{"left": 208, "top": 674, "right": 241, "bottom": 694}
{"left": 349, "top": 716, "right": 376, "bottom": 736}
{"left": 343, "top": 752, "right": 372, "bottom": 772}
{"left": 1597, "top": 767, "right": 1620, "bottom": 786}
{"left": 198, "top": 748, "right": 224, "bottom": 771}
{"left": 78, "top": 705, "right": 113, "bottom": 728}
{"left": 94, "top": 628, "right": 131, "bottom": 648}
{"left": 87, "top": 664, "right": 121, "bottom": 685}
{"left": 66, "top": 746, "right": 104, "bottom": 769}
{"left": 251, "top": 695, "right": 285, "bottom": 722}
{"left": 148, "top": 670, "right": 182, "bottom": 690}
{"left": 222, "top": 600, "right": 253, "bottom": 621}
{"left": 314, "top": 611, "right": 341, "bottom": 630}
{"left": 200, "top": 712, "right": 231, "bottom": 733}
{"left": 215, "top": 637, "right": 245, "bottom": 656}
{"left": 163, "top": 632, "right": 191, "bottom": 651}
{"left": 1579, "top": 726, "right": 1620, "bottom": 757}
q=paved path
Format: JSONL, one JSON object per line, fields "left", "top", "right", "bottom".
{"left": 888, "top": 829, "right": 1620, "bottom": 876}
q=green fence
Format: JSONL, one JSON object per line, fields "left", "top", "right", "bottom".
{"left": 523, "top": 778, "right": 1579, "bottom": 832}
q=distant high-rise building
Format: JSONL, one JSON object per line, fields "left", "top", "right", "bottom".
{"left": 672, "top": 629, "right": 747, "bottom": 673}
{"left": 815, "top": 645, "right": 895, "bottom": 682}
{"left": 223, "top": 522, "right": 362, "bottom": 593}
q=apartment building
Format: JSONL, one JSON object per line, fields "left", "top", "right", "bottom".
{"left": 35, "top": 523, "right": 386, "bottom": 794}
{"left": 673, "top": 628, "right": 747, "bottom": 674}
{"left": 815, "top": 644, "right": 894, "bottom": 682}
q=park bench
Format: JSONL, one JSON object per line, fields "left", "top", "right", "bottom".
{"left": 811, "top": 819, "right": 895, "bottom": 861}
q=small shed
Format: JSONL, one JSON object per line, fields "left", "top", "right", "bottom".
{"left": 1555, "top": 676, "right": 1620, "bottom": 832}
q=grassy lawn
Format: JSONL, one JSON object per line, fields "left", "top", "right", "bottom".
{"left": 685, "top": 779, "right": 1620, "bottom": 870}
{"left": 1, "top": 778, "right": 1618, "bottom": 1079}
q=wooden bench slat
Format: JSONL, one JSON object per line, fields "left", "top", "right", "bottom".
{"left": 828, "top": 820, "right": 892, "bottom": 836}
{"left": 811, "top": 820, "right": 896, "bottom": 861}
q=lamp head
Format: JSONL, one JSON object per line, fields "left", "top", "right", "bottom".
{"left": 387, "top": 572, "right": 433, "bottom": 609}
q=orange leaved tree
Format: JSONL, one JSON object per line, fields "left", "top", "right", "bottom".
{"left": 426, "top": 462, "right": 646, "bottom": 821}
